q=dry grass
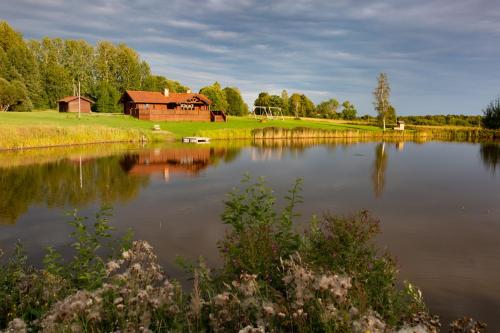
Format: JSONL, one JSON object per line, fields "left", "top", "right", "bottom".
{"left": 0, "top": 125, "right": 169, "bottom": 150}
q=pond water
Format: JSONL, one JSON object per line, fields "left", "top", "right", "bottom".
{"left": 1, "top": 139, "right": 500, "bottom": 326}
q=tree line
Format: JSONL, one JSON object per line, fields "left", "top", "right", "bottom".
{"left": 251, "top": 91, "right": 358, "bottom": 119}
{"left": 0, "top": 21, "right": 188, "bottom": 113}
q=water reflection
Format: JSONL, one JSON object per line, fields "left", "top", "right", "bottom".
{"left": 479, "top": 143, "right": 500, "bottom": 173}
{"left": 120, "top": 146, "right": 240, "bottom": 181}
{"left": 372, "top": 142, "right": 388, "bottom": 197}
{"left": 0, "top": 144, "right": 243, "bottom": 224}
{"left": 0, "top": 154, "right": 150, "bottom": 224}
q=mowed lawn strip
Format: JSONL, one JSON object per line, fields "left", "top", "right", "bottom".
{"left": 0, "top": 111, "right": 381, "bottom": 140}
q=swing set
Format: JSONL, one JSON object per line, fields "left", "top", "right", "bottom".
{"left": 252, "top": 106, "right": 284, "bottom": 120}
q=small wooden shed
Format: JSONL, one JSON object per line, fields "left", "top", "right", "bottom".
{"left": 58, "top": 96, "right": 94, "bottom": 113}
{"left": 394, "top": 120, "right": 405, "bottom": 131}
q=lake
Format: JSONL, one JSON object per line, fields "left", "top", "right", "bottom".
{"left": 1, "top": 139, "right": 499, "bottom": 326}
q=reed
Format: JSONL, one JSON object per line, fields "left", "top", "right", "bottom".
{"left": 199, "top": 126, "right": 500, "bottom": 142}
{"left": 0, "top": 125, "right": 170, "bottom": 150}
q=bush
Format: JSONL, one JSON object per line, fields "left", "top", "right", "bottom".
{"left": 482, "top": 97, "right": 500, "bottom": 129}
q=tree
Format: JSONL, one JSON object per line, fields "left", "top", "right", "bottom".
{"left": 254, "top": 92, "right": 271, "bottom": 108}
{"left": 289, "top": 93, "right": 302, "bottom": 118}
{"left": 387, "top": 105, "right": 397, "bottom": 125}
{"left": 143, "top": 75, "right": 188, "bottom": 93}
{"left": 199, "top": 82, "right": 228, "bottom": 111}
{"left": 317, "top": 98, "right": 340, "bottom": 118}
{"left": 281, "top": 90, "right": 289, "bottom": 115}
{"left": 223, "top": 87, "right": 248, "bottom": 116}
{"left": 1, "top": 21, "right": 43, "bottom": 108}
{"left": 0, "top": 78, "right": 30, "bottom": 111}
{"left": 373, "top": 73, "right": 391, "bottom": 130}
{"left": 341, "top": 101, "right": 357, "bottom": 120}
{"left": 93, "top": 81, "right": 121, "bottom": 113}
{"left": 482, "top": 97, "right": 500, "bottom": 129}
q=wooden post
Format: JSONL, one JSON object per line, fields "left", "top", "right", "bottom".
{"left": 78, "top": 81, "right": 81, "bottom": 119}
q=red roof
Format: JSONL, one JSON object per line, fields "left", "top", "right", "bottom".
{"left": 122, "top": 90, "right": 211, "bottom": 105}
{"left": 57, "top": 96, "right": 94, "bottom": 104}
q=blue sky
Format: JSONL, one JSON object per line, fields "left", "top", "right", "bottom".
{"left": 1, "top": 0, "right": 499, "bottom": 115}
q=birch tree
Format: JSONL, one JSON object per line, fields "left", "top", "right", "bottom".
{"left": 373, "top": 73, "right": 391, "bottom": 130}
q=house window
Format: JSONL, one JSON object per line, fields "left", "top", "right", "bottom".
{"left": 145, "top": 103, "right": 149, "bottom": 110}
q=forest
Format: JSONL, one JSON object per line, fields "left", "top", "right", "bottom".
{"left": 0, "top": 21, "right": 188, "bottom": 113}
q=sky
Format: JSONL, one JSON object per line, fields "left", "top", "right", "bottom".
{"left": 1, "top": 0, "right": 500, "bottom": 115}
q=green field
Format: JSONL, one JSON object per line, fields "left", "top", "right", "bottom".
{"left": 0, "top": 110, "right": 382, "bottom": 149}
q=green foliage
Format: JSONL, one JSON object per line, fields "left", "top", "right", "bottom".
{"left": 93, "top": 81, "right": 122, "bottom": 113}
{"left": 316, "top": 98, "right": 340, "bottom": 119}
{"left": 288, "top": 93, "right": 316, "bottom": 117}
{"left": 223, "top": 86, "right": 248, "bottom": 116}
{"left": 398, "top": 114, "right": 482, "bottom": 127}
{"left": 386, "top": 105, "right": 397, "bottom": 124}
{"left": 305, "top": 211, "right": 424, "bottom": 326}
{"left": 482, "top": 97, "right": 500, "bottom": 129}
{"left": 254, "top": 91, "right": 271, "bottom": 108}
{"left": 341, "top": 100, "right": 357, "bottom": 119}
{"left": 219, "top": 175, "right": 302, "bottom": 285}
{"left": 0, "top": 20, "right": 190, "bottom": 112}
{"left": 0, "top": 78, "right": 31, "bottom": 111}
{"left": 199, "top": 81, "right": 228, "bottom": 111}
{"left": 44, "top": 206, "right": 130, "bottom": 290}
{"left": 373, "top": 73, "right": 391, "bottom": 129}
{"left": 143, "top": 75, "right": 189, "bottom": 93}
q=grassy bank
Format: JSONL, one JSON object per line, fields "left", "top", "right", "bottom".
{"left": 1, "top": 111, "right": 498, "bottom": 149}
{"left": 0, "top": 125, "right": 168, "bottom": 150}
{"left": 0, "top": 111, "right": 381, "bottom": 149}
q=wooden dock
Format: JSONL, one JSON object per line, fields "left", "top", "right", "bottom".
{"left": 182, "top": 136, "right": 211, "bottom": 144}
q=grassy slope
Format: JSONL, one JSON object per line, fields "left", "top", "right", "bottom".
{"left": 0, "top": 111, "right": 381, "bottom": 139}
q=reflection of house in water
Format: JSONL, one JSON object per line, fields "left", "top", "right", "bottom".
{"left": 120, "top": 147, "right": 229, "bottom": 181}
{"left": 396, "top": 141, "right": 405, "bottom": 151}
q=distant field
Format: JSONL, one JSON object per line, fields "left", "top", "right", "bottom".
{"left": 0, "top": 110, "right": 382, "bottom": 145}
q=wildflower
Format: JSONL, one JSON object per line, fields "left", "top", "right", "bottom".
{"left": 396, "top": 325, "right": 431, "bottom": 333}
{"left": 131, "top": 263, "right": 142, "bottom": 273}
{"left": 214, "top": 292, "right": 231, "bottom": 306}
{"left": 262, "top": 302, "right": 276, "bottom": 316}
{"left": 239, "top": 325, "right": 265, "bottom": 333}
{"left": 122, "top": 250, "right": 131, "bottom": 260}
{"left": 5, "top": 318, "right": 27, "bottom": 333}
{"left": 106, "top": 260, "right": 121, "bottom": 274}
{"left": 352, "top": 310, "right": 386, "bottom": 333}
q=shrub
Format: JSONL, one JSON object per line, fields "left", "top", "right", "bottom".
{"left": 218, "top": 175, "right": 302, "bottom": 287}
{"left": 482, "top": 97, "right": 500, "bottom": 129}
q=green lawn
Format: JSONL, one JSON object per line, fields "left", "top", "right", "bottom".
{"left": 0, "top": 110, "right": 381, "bottom": 139}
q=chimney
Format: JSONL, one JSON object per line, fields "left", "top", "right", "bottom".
{"left": 164, "top": 88, "right": 169, "bottom": 96}
{"left": 186, "top": 89, "right": 191, "bottom": 94}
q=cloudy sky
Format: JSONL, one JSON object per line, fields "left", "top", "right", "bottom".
{"left": 1, "top": 0, "right": 499, "bottom": 115}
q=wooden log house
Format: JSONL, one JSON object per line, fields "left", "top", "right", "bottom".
{"left": 120, "top": 89, "right": 226, "bottom": 122}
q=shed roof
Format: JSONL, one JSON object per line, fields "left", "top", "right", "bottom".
{"left": 122, "top": 90, "right": 211, "bottom": 105}
{"left": 57, "top": 96, "right": 94, "bottom": 104}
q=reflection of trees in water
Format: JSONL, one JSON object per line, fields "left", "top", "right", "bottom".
{"left": 372, "top": 143, "right": 388, "bottom": 198}
{"left": 480, "top": 143, "right": 500, "bottom": 173}
{"left": 0, "top": 156, "right": 150, "bottom": 224}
